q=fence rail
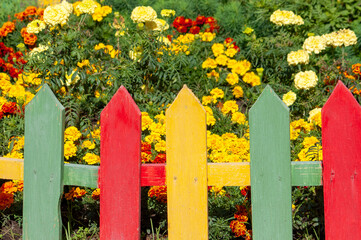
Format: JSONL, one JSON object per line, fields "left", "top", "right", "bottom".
{"left": 0, "top": 80, "right": 358, "bottom": 239}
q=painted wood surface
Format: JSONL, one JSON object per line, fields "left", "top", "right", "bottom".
{"left": 100, "top": 86, "right": 141, "bottom": 240}
{"left": 0, "top": 157, "right": 23, "bottom": 180}
{"left": 166, "top": 85, "right": 208, "bottom": 240}
{"left": 23, "top": 84, "right": 64, "bottom": 240}
{"left": 250, "top": 85, "right": 292, "bottom": 240}
{"left": 0, "top": 158, "right": 323, "bottom": 187}
{"left": 322, "top": 81, "right": 361, "bottom": 239}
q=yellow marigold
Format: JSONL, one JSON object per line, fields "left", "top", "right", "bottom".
{"left": 131, "top": 6, "right": 157, "bottom": 23}
{"left": 294, "top": 70, "right": 318, "bottom": 90}
{"left": 282, "top": 91, "right": 297, "bottom": 106}
{"left": 232, "top": 60, "right": 251, "bottom": 76}
{"left": 270, "top": 9, "right": 304, "bottom": 26}
{"left": 92, "top": 188, "right": 100, "bottom": 200}
{"left": 202, "top": 58, "right": 217, "bottom": 69}
{"left": 322, "top": 29, "right": 357, "bottom": 47}
{"left": 8, "top": 136, "right": 24, "bottom": 152}
{"left": 82, "top": 140, "right": 95, "bottom": 149}
{"left": 232, "top": 112, "right": 247, "bottom": 125}
{"left": 64, "top": 141, "right": 77, "bottom": 160}
{"left": 302, "top": 136, "right": 319, "bottom": 148}
{"left": 65, "top": 187, "right": 87, "bottom": 200}
{"left": 7, "top": 84, "right": 26, "bottom": 99}
{"left": 212, "top": 43, "right": 225, "bottom": 57}
{"left": 204, "top": 106, "right": 216, "bottom": 126}
{"left": 199, "top": 32, "right": 216, "bottom": 42}
{"left": 303, "top": 36, "right": 327, "bottom": 54}
{"left": 142, "top": 112, "right": 153, "bottom": 130}
{"left": 233, "top": 86, "right": 244, "bottom": 98}
{"left": 60, "top": 0, "right": 74, "bottom": 14}
{"left": 243, "top": 72, "right": 261, "bottom": 87}
{"left": 308, "top": 108, "right": 322, "bottom": 127}
{"left": 43, "top": 3, "right": 71, "bottom": 26}
{"left": 297, "top": 143, "right": 322, "bottom": 161}
{"left": 225, "top": 47, "right": 238, "bottom": 58}
{"left": 160, "top": 9, "right": 175, "bottom": 17}
{"left": 227, "top": 59, "right": 238, "bottom": 69}
{"left": 18, "top": 72, "right": 42, "bottom": 85}
{"left": 210, "top": 88, "right": 224, "bottom": 100}
{"left": 29, "top": 44, "right": 49, "bottom": 56}
{"left": 206, "top": 70, "right": 220, "bottom": 81}
{"left": 0, "top": 96, "right": 6, "bottom": 108}
{"left": 202, "top": 95, "right": 216, "bottom": 105}
{"left": 243, "top": 27, "right": 254, "bottom": 35}
{"left": 287, "top": 49, "right": 309, "bottom": 65}
{"left": 76, "top": 0, "right": 100, "bottom": 15}
{"left": 83, "top": 152, "right": 100, "bottom": 164}
{"left": 226, "top": 73, "right": 239, "bottom": 85}
{"left": 155, "top": 140, "right": 166, "bottom": 152}
{"left": 145, "top": 18, "right": 169, "bottom": 31}
{"left": 215, "top": 54, "right": 229, "bottom": 66}
{"left": 91, "top": 128, "right": 100, "bottom": 140}
{"left": 210, "top": 186, "right": 226, "bottom": 196}
{"left": 4, "top": 151, "right": 23, "bottom": 159}
{"left": 222, "top": 100, "right": 239, "bottom": 115}
{"left": 26, "top": 20, "right": 46, "bottom": 34}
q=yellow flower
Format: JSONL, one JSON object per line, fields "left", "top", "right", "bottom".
{"left": 242, "top": 72, "right": 260, "bottom": 87}
{"left": 270, "top": 9, "right": 304, "bottom": 26}
{"left": 232, "top": 60, "right": 251, "bottom": 76}
{"left": 294, "top": 70, "right": 318, "bottom": 90}
{"left": 65, "top": 69, "right": 80, "bottom": 86}
{"left": 64, "top": 141, "right": 77, "bottom": 159}
{"left": 215, "top": 54, "right": 229, "bottom": 66}
{"left": 131, "top": 6, "right": 157, "bottom": 23}
{"left": 141, "top": 112, "right": 154, "bottom": 130}
{"left": 225, "top": 47, "right": 238, "bottom": 58}
{"left": 145, "top": 19, "right": 169, "bottom": 31}
{"left": 287, "top": 50, "right": 309, "bottom": 65}
{"left": 199, "top": 32, "right": 216, "bottom": 42}
{"left": 82, "top": 140, "right": 95, "bottom": 149}
{"left": 206, "top": 70, "right": 220, "bottom": 81}
{"left": 26, "top": 20, "right": 46, "bottom": 34}
{"left": 302, "top": 136, "right": 319, "bottom": 148}
{"left": 155, "top": 140, "right": 166, "bottom": 152}
{"left": 322, "top": 29, "right": 357, "bottom": 47}
{"left": 210, "top": 88, "right": 224, "bottom": 100}
{"left": 43, "top": 3, "right": 71, "bottom": 26}
{"left": 210, "top": 186, "right": 226, "bottom": 196}
{"left": 226, "top": 73, "right": 239, "bottom": 85}
{"left": 64, "top": 126, "right": 82, "bottom": 142}
{"left": 202, "top": 58, "right": 217, "bottom": 69}
{"left": 160, "top": 9, "right": 175, "bottom": 17}
{"left": 77, "top": 59, "right": 90, "bottom": 68}
{"left": 204, "top": 106, "right": 216, "bottom": 126}
{"left": 308, "top": 108, "right": 322, "bottom": 127}
{"left": 233, "top": 86, "right": 244, "bottom": 98}
{"left": 202, "top": 95, "right": 216, "bottom": 105}
{"left": 231, "top": 112, "right": 247, "bottom": 125}
{"left": 76, "top": 0, "right": 100, "bottom": 15}
{"left": 212, "top": 43, "right": 225, "bottom": 57}
{"left": 243, "top": 27, "right": 254, "bottom": 35}
{"left": 303, "top": 36, "right": 327, "bottom": 54}
{"left": 83, "top": 153, "right": 100, "bottom": 164}
{"left": 282, "top": 91, "right": 297, "bottom": 106}
{"left": 222, "top": 100, "right": 239, "bottom": 115}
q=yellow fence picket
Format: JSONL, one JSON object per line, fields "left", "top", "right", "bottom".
{"left": 166, "top": 85, "right": 208, "bottom": 240}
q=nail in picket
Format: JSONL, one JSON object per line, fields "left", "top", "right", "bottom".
{"left": 250, "top": 85, "right": 292, "bottom": 239}
{"left": 100, "top": 86, "right": 141, "bottom": 239}
{"left": 166, "top": 85, "right": 208, "bottom": 240}
{"left": 322, "top": 81, "right": 361, "bottom": 239}
{"left": 23, "top": 84, "right": 65, "bottom": 240}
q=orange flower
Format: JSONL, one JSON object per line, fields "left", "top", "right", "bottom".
{"left": 0, "top": 181, "right": 17, "bottom": 194}
{"left": 92, "top": 188, "right": 100, "bottom": 201}
{"left": 0, "top": 192, "right": 14, "bottom": 210}
{"left": 24, "top": 6, "right": 38, "bottom": 16}
{"left": 352, "top": 63, "right": 361, "bottom": 75}
{"left": 0, "top": 22, "right": 16, "bottom": 37}
{"left": 64, "top": 187, "right": 87, "bottom": 201}
{"left": 148, "top": 186, "right": 167, "bottom": 203}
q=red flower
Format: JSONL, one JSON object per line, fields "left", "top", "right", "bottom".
{"left": 189, "top": 26, "right": 200, "bottom": 34}
{"left": 194, "top": 15, "right": 206, "bottom": 25}
{"left": 205, "top": 17, "right": 216, "bottom": 25}
{"left": 173, "top": 16, "right": 185, "bottom": 28}
{"left": 2, "top": 102, "right": 19, "bottom": 115}
{"left": 177, "top": 25, "right": 188, "bottom": 33}
{"left": 153, "top": 153, "right": 166, "bottom": 163}
{"left": 183, "top": 18, "right": 193, "bottom": 27}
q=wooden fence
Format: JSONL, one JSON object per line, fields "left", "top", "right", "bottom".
{"left": 0, "top": 80, "right": 358, "bottom": 239}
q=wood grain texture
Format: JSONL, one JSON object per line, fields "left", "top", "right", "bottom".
{"left": 0, "top": 157, "right": 23, "bottom": 180}
{"left": 23, "top": 84, "right": 64, "bottom": 240}
{"left": 100, "top": 86, "right": 141, "bottom": 240}
{"left": 322, "top": 81, "right": 361, "bottom": 239}
{"left": 166, "top": 85, "right": 208, "bottom": 240}
{"left": 249, "top": 85, "right": 292, "bottom": 240}
{"left": 141, "top": 163, "right": 166, "bottom": 186}
{"left": 291, "top": 161, "right": 322, "bottom": 186}
{"left": 208, "top": 162, "right": 250, "bottom": 186}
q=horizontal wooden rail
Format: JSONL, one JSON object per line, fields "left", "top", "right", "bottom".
{"left": 0, "top": 157, "right": 322, "bottom": 187}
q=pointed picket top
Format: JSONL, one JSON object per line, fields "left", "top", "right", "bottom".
{"left": 166, "top": 85, "right": 208, "bottom": 240}
{"left": 24, "top": 83, "right": 65, "bottom": 240}
{"left": 249, "top": 85, "right": 292, "bottom": 240}
{"left": 322, "top": 81, "right": 361, "bottom": 239}
{"left": 100, "top": 86, "right": 141, "bottom": 240}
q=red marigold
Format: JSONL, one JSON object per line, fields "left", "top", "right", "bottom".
{"left": 230, "top": 220, "right": 247, "bottom": 237}
{"left": 189, "top": 26, "right": 200, "bottom": 34}
{"left": 352, "top": 63, "right": 361, "bottom": 75}
{"left": 183, "top": 18, "right": 193, "bottom": 28}
{"left": 153, "top": 153, "right": 166, "bottom": 163}
{"left": 24, "top": 6, "right": 37, "bottom": 16}
{"left": 2, "top": 102, "right": 19, "bottom": 115}
{"left": 173, "top": 16, "right": 185, "bottom": 28}
{"left": 205, "top": 17, "right": 216, "bottom": 25}
{"left": 148, "top": 186, "right": 167, "bottom": 203}
{"left": 0, "top": 192, "right": 14, "bottom": 210}
{"left": 194, "top": 15, "right": 206, "bottom": 25}
{"left": 177, "top": 25, "right": 188, "bottom": 33}
{"left": 24, "top": 33, "right": 37, "bottom": 45}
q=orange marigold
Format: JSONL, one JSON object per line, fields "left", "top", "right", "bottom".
{"left": 230, "top": 220, "right": 248, "bottom": 237}
{"left": 0, "top": 181, "right": 18, "bottom": 194}
{"left": 0, "top": 192, "right": 14, "bottom": 210}
{"left": 148, "top": 186, "right": 167, "bottom": 203}
{"left": 91, "top": 188, "right": 100, "bottom": 201}
{"left": 24, "top": 6, "right": 38, "bottom": 16}
{"left": 0, "top": 22, "right": 16, "bottom": 37}
{"left": 64, "top": 187, "right": 87, "bottom": 201}
{"left": 352, "top": 63, "right": 361, "bottom": 75}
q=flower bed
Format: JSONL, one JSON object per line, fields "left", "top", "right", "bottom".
{"left": 0, "top": 0, "right": 360, "bottom": 239}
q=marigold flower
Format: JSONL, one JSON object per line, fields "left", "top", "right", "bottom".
{"left": 243, "top": 72, "right": 261, "bottom": 87}
{"left": 294, "top": 70, "right": 318, "bottom": 90}
{"left": 76, "top": 0, "right": 100, "bottom": 15}
{"left": 210, "top": 88, "right": 224, "bottom": 99}
{"left": 91, "top": 188, "right": 100, "bottom": 200}
{"left": 222, "top": 100, "right": 239, "bottom": 115}
{"left": 204, "top": 106, "right": 216, "bottom": 126}
{"left": 308, "top": 108, "right": 322, "bottom": 127}
{"left": 43, "top": 3, "right": 71, "bottom": 26}
{"left": 303, "top": 36, "right": 326, "bottom": 54}
{"left": 232, "top": 60, "right": 251, "bottom": 76}
{"left": 226, "top": 73, "right": 239, "bottom": 85}
{"left": 270, "top": 9, "right": 304, "bottom": 26}
{"left": 148, "top": 186, "right": 167, "bottom": 203}
{"left": 232, "top": 112, "right": 247, "bottom": 125}
{"left": 282, "top": 91, "right": 297, "bottom": 106}
{"left": 233, "top": 86, "right": 244, "bottom": 98}
{"left": 212, "top": 43, "right": 225, "bottom": 57}
{"left": 131, "top": 6, "right": 157, "bottom": 23}
{"left": 64, "top": 141, "right": 77, "bottom": 159}
{"left": 160, "top": 9, "right": 175, "bottom": 17}
{"left": 0, "top": 192, "right": 14, "bottom": 210}
{"left": 202, "top": 58, "right": 217, "bottom": 69}
{"left": 287, "top": 49, "right": 309, "bottom": 65}
{"left": 65, "top": 187, "right": 87, "bottom": 200}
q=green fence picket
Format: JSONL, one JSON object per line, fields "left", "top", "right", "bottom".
{"left": 23, "top": 84, "right": 65, "bottom": 240}
{"left": 250, "top": 85, "right": 292, "bottom": 239}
